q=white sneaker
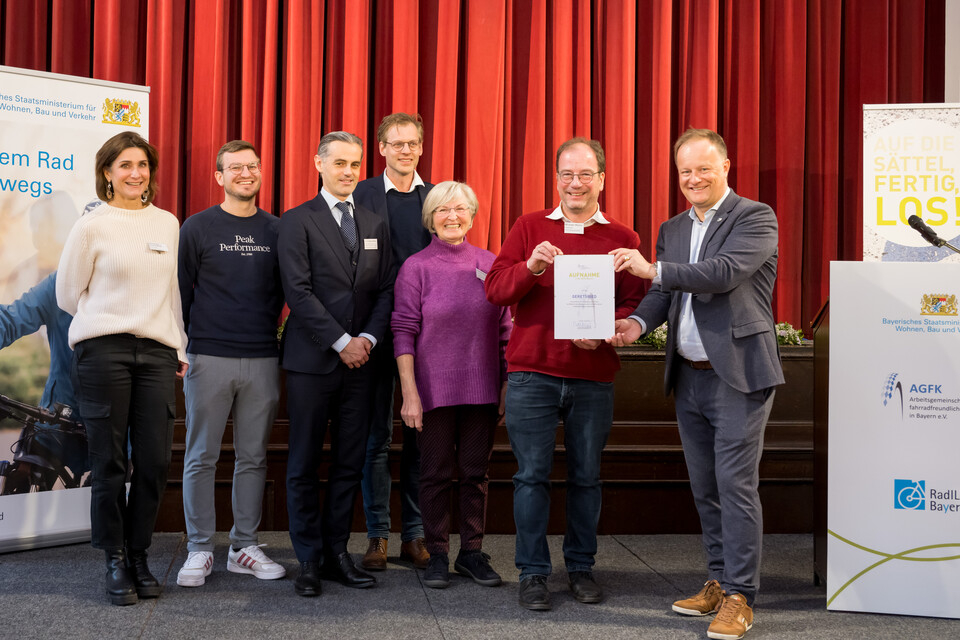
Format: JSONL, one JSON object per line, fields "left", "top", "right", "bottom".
{"left": 227, "top": 544, "right": 286, "bottom": 580}
{"left": 177, "top": 551, "right": 214, "bottom": 587}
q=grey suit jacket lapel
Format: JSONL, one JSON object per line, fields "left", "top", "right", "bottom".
{"left": 673, "top": 213, "right": 694, "bottom": 265}
{"left": 697, "top": 191, "right": 737, "bottom": 262}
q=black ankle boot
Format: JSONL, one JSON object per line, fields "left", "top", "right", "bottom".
{"left": 126, "top": 548, "right": 161, "bottom": 598}
{"left": 105, "top": 550, "right": 137, "bottom": 606}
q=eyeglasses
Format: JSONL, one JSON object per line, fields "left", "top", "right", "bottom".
{"left": 224, "top": 162, "right": 262, "bottom": 175}
{"left": 557, "top": 171, "right": 600, "bottom": 185}
{"left": 385, "top": 140, "right": 421, "bottom": 152}
{"left": 434, "top": 205, "right": 471, "bottom": 215}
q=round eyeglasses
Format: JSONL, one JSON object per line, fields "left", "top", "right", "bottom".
{"left": 224, "top": 162, "right": 262, "bottom": 175}
{"left": 386, "top": 140, "right": 421, "bottom": 152}
{"left": 557, "top": 171, "right": 600, "bottom": 185}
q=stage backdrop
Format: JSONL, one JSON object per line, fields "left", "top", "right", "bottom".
{"left": 0, "top": 65, "right": 149, "bottom": 553}
{"left": 863, "top": 103, "right": 960, "bottom": 262}
{"left": 0, "top": 0, "right": 946, "bottom": 330}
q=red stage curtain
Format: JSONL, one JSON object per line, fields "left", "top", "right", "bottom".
{"left": 0, "top": 0, "right": 945, "bottom": 329}
{"left": 145, "top": 0, "right": 187, "bottom": 214}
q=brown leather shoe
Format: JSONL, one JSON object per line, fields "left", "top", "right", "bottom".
{"left": 400, "top": 538, "right": 429, "bottom": 569}
{"left": 361, "top": 537, "right": 388, "bottom": 571}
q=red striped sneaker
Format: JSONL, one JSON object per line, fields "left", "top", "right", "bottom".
{"left": 227, "top": 544, "right": 286, "bottom": 580}
{"left": 177, "top": 551, "right": 214, "bottom": 587}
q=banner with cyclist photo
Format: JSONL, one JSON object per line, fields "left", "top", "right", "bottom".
{"left": 0, "top": 66, "right": 149, "bottom": 552}
{"left": 828, "top": 261, "right": 960, "bottom": 618}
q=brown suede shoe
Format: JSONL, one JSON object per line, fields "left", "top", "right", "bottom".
{"left": 673, "top": 579, "right": 723, "bottom": 616}
{"left": 400, "top": 538, "right": 429, "bottom": 569}
{"left": 707, "top": 593, "right": 753, "bottom": 640}
{"left": 361, "top": 537, "right": 388, "bottom": 571}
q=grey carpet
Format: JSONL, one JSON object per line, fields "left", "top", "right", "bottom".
{"left": 1, "top": 533, "right": 957, "bottom": 639}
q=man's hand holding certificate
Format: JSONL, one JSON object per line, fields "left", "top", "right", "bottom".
{"left": 553, "top": 254, "right": 615, "bottom": 340}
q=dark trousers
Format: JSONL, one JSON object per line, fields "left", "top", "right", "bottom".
{"left": 418, "top": 404, "right": 497, "bottom": 556}
{"left": 674, "top": 364, "right": 775, "bottom": 607}
{"left": 286, "top": 365, "right": 373, "bottom": 561}
{"left": 73, "top": 334, "right": 177, "bottom": 552}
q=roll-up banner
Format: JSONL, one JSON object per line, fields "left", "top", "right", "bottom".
{"left": 863, "top": 103, "right": 960, "bottom": 262}
{"left": 0, "top": 65, "right": 149, "bottom": 552}
{"left": 828, "top": 261, "right": 960, "bottom": 618}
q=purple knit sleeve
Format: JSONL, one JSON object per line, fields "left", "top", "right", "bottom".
{"left": 391, "top": 259, "right": 423, "bottom": 358}
{"left": 497, "top": 304, "right": 512, "bottom": 381}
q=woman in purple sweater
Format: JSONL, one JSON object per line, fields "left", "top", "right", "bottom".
{"left": 392, "top": 181, "right": 511, "bottom": 589}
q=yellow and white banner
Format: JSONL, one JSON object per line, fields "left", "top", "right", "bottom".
{"left": 828, "top": 261, "right": 960, "bottom": 618}
{"left": 0, "top": 65, "right": 149, "bottom": 552}
{"left": 863, "top": 104, "right": 960, "bottom": 262}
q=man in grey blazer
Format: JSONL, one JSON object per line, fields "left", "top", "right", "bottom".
{"left": 278, "top": 131, "right": 394, "bottom": 597}
{"left": 609, "top": 128, "right": 783, "bottom": 640}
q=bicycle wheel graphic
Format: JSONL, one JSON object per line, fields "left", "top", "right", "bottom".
{"left": 898, "top": 485, "right": 924, "bottom": 510}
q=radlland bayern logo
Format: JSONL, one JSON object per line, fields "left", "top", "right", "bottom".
{"left": 920, "top": 293, "right": 958, "bottom": 316}
{"left": 102, "top": 98, "right": 142, "bottom": 127}
{"left": 893, "top": 479, "right": 960, "bottom": 513}
{"left": 894, "top": 479, "right": 925, "bottom": 510}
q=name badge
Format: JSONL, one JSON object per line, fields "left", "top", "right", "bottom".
{"left": 148, "top": 242, "right": 168, "bottom": 252}
{"left": 564, "top": 221, "right": 584, "bottom": 235}
{"left": 363, "top": 238, "right": 378, "bottom": 250}
{"left": 476, "top": 268, "right": 487, "bottom": 282}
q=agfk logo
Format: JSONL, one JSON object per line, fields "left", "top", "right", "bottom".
{"left": 881, "top": 373, "right": 904, "bottom": 419}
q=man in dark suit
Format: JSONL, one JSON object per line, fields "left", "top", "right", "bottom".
{"left": 353, "top": 113, "right": 433, "bottom": 571}
{"left": 609, "top": 129, "right": 783, "bottom": 640}
{"left": 278, "top": 131, "right": 395, "bottom": 597}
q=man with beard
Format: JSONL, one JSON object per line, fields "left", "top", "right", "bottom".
{"left": 176, "top": 140, "right": 286, "bottom": 588}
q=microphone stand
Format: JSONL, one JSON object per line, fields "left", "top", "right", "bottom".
{"left": 924, "top": 237, "right": 960, "bottom": 255}
{"left": 907, "top": 215, "right": 960, "bottom": 254}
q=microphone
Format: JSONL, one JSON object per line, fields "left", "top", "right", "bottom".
{"left": 907, "top": 215, "right": 946, "bottom": 247}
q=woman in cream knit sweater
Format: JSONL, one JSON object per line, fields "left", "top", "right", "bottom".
{"left": 57, "top": 131, "right": 187, "bottom": 606}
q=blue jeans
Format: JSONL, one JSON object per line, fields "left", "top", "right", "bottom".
{"left": 360, "top": 357, "right": 423, "bottom": 541}
{"left": 505, "top": 371, "right": 613, "bottom": 579}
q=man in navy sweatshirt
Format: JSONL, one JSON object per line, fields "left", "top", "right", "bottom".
{"left": 354, "top": 113, "right": 434, "bottom": 571}
{"left": 176, "top": 141, "right": 285, "bottom": 588}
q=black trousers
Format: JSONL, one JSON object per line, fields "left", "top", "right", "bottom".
{"left": 286, "top": 365, "right": 373, "bottom": 561}
{"left": 73, "top": 334, "right": 177, "bottom": 552}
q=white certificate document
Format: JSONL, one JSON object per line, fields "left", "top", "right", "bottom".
{"left": 553, "top": 254, "right": 615, "bottom": 339}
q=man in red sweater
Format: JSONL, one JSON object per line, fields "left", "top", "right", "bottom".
{"left": 485, "top": 138, "right": 644, "bottom": 611}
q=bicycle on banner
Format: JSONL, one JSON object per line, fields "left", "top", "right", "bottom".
{"left": 0, "top": 393, "right": 89, "bottom": 494}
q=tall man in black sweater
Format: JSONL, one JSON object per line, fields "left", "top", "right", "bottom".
{"left": 176, "top": 141, "right": 286, "bottom": 588}
{"left": 354, "top": 113, "right": 434, "bottom": 571}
